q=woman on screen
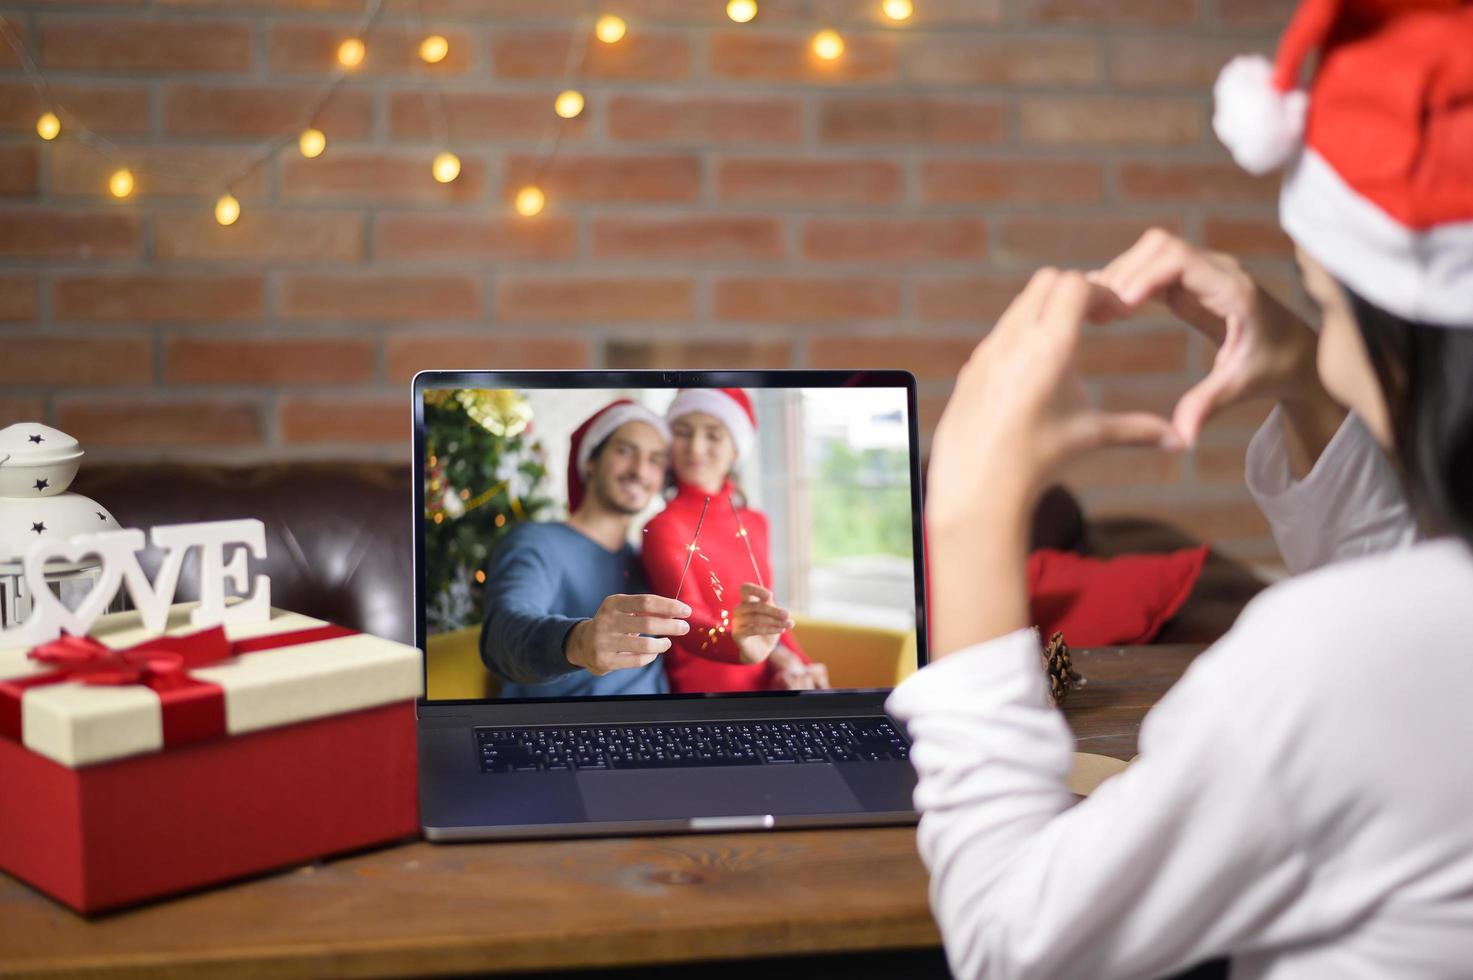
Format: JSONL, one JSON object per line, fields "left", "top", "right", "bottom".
{"left": 641, "top": 388, "right": 830, "bottom": 693}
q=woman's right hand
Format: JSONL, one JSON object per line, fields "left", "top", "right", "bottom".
{"left": 730, "top": 583, "right": 795, "bottom": 665}
{"left": 1088, "top": 228, "right": 1325, "bottom": 445}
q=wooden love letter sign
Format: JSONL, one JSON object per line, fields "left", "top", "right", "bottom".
{"left": 1, "top": 519, "right": 272, "bottom": 648}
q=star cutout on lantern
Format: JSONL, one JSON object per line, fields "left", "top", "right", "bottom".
{"left": 33, "top": 478, "right": 49, "bottom": 492}
{"left": 28, "top": 434, "right": 43, "bottom": 444}
{"left": 30, "top": 522, "right": 46, "bottom": 535}
{"left": 97, "top": 512, "right": 107, "bottom": 521}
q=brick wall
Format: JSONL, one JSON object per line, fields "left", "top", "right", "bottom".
{"left": 0, "top": 0, "right": 1298, "bottom": 566}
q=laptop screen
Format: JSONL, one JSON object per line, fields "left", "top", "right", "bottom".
{"left": 416, "top": 372, "right": 925, "bottom": 702}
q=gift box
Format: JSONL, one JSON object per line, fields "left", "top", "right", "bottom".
{"left": 0, "top": 602, "right": 422, "bottom": 913}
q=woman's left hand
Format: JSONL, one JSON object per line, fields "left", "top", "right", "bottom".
{"left": 926, "top": 268, "right": 1179, "bottom": 656}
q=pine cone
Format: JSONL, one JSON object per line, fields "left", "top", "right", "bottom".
{"left": 1040, "top": 631, "right": 1084, "bottom": 706}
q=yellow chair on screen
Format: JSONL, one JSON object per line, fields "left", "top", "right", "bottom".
{"left": 425, "top": 626, "right": 500, "bottom": 701}
{"left": 791, "top": 617, "right": 918, "bottom": 689}
{"left": 426, "top": 617, "right": 918, "bottom": 699}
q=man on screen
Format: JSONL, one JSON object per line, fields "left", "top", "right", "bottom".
{"left": 480, "top": 399, "right": 691, "bottom": 698}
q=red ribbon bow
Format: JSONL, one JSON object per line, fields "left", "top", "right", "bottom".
{"left": 1, "top": 623, "right": 355, "bottom": 755}
{"left": 27, "top": 628, "right": 234, "bottom": 690}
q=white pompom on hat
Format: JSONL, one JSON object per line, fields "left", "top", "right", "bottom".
{"left": 666, "top": 388, "right": 757, "bottom": 460}
{"left": 566, "top": 399, "right": 670, "bottom": 512}
{"left": 1212, "top": 0, "right": 1473, "bottom": 328}
{"left": 1212, "top": 55, "right": 1309, "bottom": 176}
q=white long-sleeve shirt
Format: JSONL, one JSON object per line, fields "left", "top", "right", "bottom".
{"left": 887, "top": 409, "right": 1473, "bottom": 979}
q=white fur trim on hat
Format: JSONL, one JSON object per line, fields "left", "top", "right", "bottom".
{"left": 666, "top": 389, "right": 755, "bottom": 460}
{"left": 1213, "top": 55, "right": 1308, "bottom": 176}
{"left": 1282, "top": 148, "right": 1473, "bottom": 328}
{"left": 577, "top": 402, "right": 670, "bottom": 477}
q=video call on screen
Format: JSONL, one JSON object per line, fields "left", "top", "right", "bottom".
{"left": 423, "top": 387, "right": 918, "bottom": 701}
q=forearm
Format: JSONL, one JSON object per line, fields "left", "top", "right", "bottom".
{"left": 1248, "top": 407, "right": 1418, "bottom": 573}
{"left": 481, "top": 609, "right": 582, "bottom": 684}
{"left": 1277, "top": 378, "right": 1348, "bottom": 482}
{"left": 1253, "top": 285, "right": 1347, "bottom": 480}
{"left": 927, "top": 487, "right": 1033, "bottom": 660}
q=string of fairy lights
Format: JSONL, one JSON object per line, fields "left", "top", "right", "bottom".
{"left": 0, "top": 0, "right": 917, "bottom": 224}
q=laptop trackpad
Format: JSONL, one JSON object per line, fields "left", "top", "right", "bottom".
{"left": 577, "top": 766, "right": 862, "bottom": 822}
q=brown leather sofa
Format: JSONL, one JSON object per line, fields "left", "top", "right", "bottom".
{"left": 74, "top": 464, "right": 416, "bottom": 645}
{"left": 72, "top": 466, "right": 1264, "bottom": 649}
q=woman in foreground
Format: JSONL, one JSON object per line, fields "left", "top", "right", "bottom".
{"left": 887, "top": 2, "right": 1473, "bottom": 976}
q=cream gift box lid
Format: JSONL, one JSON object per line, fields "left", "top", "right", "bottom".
{"left": 0, "top": 603, "right": 422, "bottom": 768}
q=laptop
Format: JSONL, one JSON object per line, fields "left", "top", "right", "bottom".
{"left": 414, "top": 370, "right": 928, "bottom": 840}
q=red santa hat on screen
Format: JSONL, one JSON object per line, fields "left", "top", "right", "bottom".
{"left": 1212, "top": 0, "right": 1473, "bottom": 327}
{"left": 666, "top": 388, "right": 757, "bottom": 460}
{"left": 566, "top": 399, "right": 670, "bottom": 513}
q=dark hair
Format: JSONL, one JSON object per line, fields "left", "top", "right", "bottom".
{"left": 586, "top": 433, "right": 614, "bottom": 466}
{"left": 1347, "top": 289, "right": 1473, "bottom": 546}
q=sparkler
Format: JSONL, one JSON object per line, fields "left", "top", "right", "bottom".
{"left": 729, "top": 496, "right": 766, "bottom": 591}
{"left": 673, "top": 496, "right": 711, "bottom": 601}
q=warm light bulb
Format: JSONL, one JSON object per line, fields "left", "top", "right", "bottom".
{"left": 432, "top": 151, "right": 461, "bottom": 183}
{"left": 419, "top": 35, "right": 449, "bottom": 64}
{"left": 36, "top": 112, "right": 60, "bottom": 141}
{"left": 215, "top": 193, "right": 241, "bottom": 226}
{"left": 108, "top": 169, "right": 134, "bottom": 199}
{"left": 299, "top": 128, "right": 327, "bottom": 158}
{"left": 337, "top": 37, "right": 366, "bottom": 68}
{"left": 595, "top": 15, "right": 626, "bottom": 43}
{"left": 882, "top": 0, "right": 913, "bottom": 21}
{"left": 812, "top": 29, "right": 844, "bottom": 60}
{"left": 554, "top": 90, "right": 585, "bottom": 119}
{"left": 726, "top": 0, "right": 757, "bottom": 22}
{"left": 514, "top": 185, "right": 545, "bottom": 217}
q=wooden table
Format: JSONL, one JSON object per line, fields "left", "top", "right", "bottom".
{"left": 0, "top": 645, "right": 1205, "bottom": 980}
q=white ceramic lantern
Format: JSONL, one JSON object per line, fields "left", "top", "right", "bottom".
{"left": 0, "top": 423, "right": 121, "bottom": 629}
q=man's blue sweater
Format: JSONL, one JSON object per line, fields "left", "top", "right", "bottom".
{"left": 480, "top": 521, "right": 669, "bottom": 699}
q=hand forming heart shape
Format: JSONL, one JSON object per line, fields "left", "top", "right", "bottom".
{"left": 925, "top": 228, "right": 1341, "bottom": 532}
{"left": 1085, "top": 227, "right": 1326, "bottom": 448}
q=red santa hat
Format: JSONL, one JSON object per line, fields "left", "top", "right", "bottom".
{"left": 566, "top": 399, "right": 670, "bottom": 512}
{"left": 666, "top": 388, "right": 757, "bottom": 460}
{"left": 1212, "top": 0, "right": 1473, "bottom": 327}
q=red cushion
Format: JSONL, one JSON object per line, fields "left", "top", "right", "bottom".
{"left": 1026, "top": 546, "right": 1209, "bottom": 647}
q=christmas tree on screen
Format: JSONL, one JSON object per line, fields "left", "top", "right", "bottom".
{"left": 423, "top": 389, "right": 552, "bottom": 633}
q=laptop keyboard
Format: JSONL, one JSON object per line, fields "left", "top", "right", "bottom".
{"left": 475, "top": 718, "right": 909, "bottom": 773}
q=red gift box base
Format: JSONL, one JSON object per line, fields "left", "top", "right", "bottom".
{"left": 0, "top": 700, "right": 419, "bottom": 914}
